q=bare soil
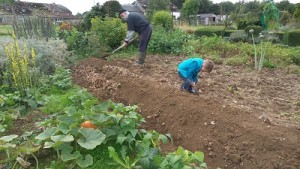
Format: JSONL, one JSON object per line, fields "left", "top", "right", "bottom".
{"left": 72, "top": 56, "right": 300, "bottom": 169}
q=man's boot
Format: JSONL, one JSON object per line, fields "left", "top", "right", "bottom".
{"left": 137, "top": 51, "right": 146, "bottom": 65}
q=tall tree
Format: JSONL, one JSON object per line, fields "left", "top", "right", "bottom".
{"left": 180, "top": 0, "right": 200, "bottom": 21}
{"left": 219, "top": 1, "right": 235, "bottom": 15}
{"left": 172, "top": 0, "right": 184, "bottom": 10}
{"left": 244, "top": 0, "right": 261, "bottom": 14}
{"left": 102, "top": 0, "right": 122, "bottom": 18}
{"left": 146, "top": 0, "right": 170, "bottom": 21}
{"left": 263, "top": 0, "right": 280, "bottom": 30}
{"left": 277, "top": 0, "right": 296, "bottom": 14}
{"left": 198, "top": 0, "right": 213, "bottom": 14}
{"left": 82, "top": 3, "right": 104, "bottom": 31}
{"left": 294, "top": 4, "right": 300, "bottom": 20}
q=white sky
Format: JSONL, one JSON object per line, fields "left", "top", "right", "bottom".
{"left": 25, "top": 0, "right": 300, "bottom": 15}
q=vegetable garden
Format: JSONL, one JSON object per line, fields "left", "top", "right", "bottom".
{"left": 1, "top": 1, "right": 300, "bottom": 167}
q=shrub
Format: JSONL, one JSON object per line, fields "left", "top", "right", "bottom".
{"left": 290, "top": 53, "right": 300, "bottom": 65}
{"left": 244, "top": 25, "right": 263, "bottom": 37}
{"left": 90, "top": 17, "right": 126, "bottom": 49}
{"left": 228, "top": 30, "right": 248, "bottom": 42}
{"left": 66, "top": 28, "right": 88, "bottom": 56}
{"left": 194, "top": 27, "right": 224, "bottom": 37}
{"left": 284, "top": 29, "right": 300, "bottom": 47}
{"left": 152, "top": 11, "right": 173, "bottom": 30}
{"left": 224, "top": 55, "right": 249, "bottom": 66}
{"left": 148, "top": 26, "right": 191, "bottom": 54}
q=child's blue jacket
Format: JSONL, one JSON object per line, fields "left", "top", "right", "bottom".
{"left": 178, "top": 58, "right": 204, "bottom": 82}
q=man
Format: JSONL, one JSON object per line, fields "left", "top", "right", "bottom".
{"left": 119, "top": 9, "right": 152, "bottom": 65}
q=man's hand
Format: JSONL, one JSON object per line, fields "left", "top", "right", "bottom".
{"left": 123, "top": 41, "right": 129, "bottom": 48}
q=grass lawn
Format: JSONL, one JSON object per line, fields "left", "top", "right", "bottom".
{"left": 177, "top": 25, "right": 225, "bottom": 32}
{"left": 0, "top": 24, "right": 12, "bottom": 36}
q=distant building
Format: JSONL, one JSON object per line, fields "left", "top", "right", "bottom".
{"left": 0, "top": 1, "right": 77, "bottom": 24}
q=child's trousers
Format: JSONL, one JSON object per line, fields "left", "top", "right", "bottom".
{"left": 178, "top": 72, "right": 193, "bottom": 91}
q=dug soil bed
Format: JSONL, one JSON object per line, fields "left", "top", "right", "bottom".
{"left": 72, "top": 56, "right": 300, "bottom": 169}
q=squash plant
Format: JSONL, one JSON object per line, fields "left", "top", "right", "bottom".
{"left": 154, "top": 146, "right": 207, "bottom": 169}
{"left": 0, "top": 133, "right": 41, "bottom": 169}
{"left": 35, "top": 101, "right": 172, "bottom": 168}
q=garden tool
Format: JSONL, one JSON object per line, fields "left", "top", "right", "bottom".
{"left": 101, "top": 36, "right": 138, "bottom": 59}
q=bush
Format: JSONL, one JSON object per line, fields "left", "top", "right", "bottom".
{"left": 290, "top": 53, "right": 300, "bottom": 65}
{"left": 90, "top": 17, "right": 126, "bottom": 49}
{"left": 148, "top": 26, "right": 191, "bottom": 54}
{"left": 228, "top": 30, "right": 248, "bottom": 42}
{"left": 284, "top": 29, "right": 300, "bottom": 47}
{"left": 194, "top": 27, "right": 224, "bottom": 37}
{"left": 224, "top": 55, "right": 249, "bottom": 66}
{"left": 152, "top": 11, "right": 173, "bottom": 30}
{"left": 244, "top": 25, "right": 263, "bottom": 37}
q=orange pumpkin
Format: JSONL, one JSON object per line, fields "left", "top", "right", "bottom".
{"left": 80, "top": 121, "right": 97, "bottom": 129}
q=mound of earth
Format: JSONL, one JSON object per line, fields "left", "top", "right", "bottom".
{"left": 72, "top": 56, "right": 300, "bottom": 169}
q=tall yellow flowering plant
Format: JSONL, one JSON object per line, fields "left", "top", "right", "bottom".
{"left": 4, "top": 32, "right": 37, "bottom": 95}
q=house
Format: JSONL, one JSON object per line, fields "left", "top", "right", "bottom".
{"left": 197, "top": 13, "right": 217, "bottom": 25}
{"left": 0, "top": 1, "right": 76, "bottom": 24}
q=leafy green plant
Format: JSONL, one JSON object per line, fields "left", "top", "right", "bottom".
{"left": 154, "top": 146, "right": 207, "bottom": 169}
{"left": 90, "top": 16, "right": 126, "bottom": 49}
{"left": 4, "top": 32, "right": 37, "bottom": 95}
{"left": 152, "top": 11, "right": 173, "bottom": 30}
{"left": 0, "top": 134, "right": 41, "bottom": 169}
{"left": 0, "top": 109, "right": 18, "bottom": 133}
{"left": 0, "top": 90, "right": 39, "bottom": 115}
{"left": 149, "top": 26, "right": 191, "bottom": 54}
{"left": 108, "top": 146, "right": 140, "bottom": 169}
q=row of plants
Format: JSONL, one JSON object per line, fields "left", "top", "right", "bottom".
{"left": 0, "top": 30, "right": 208, "bottom": 168}
{"left": 6, "top": 13, "right": 298, "bottom": 73}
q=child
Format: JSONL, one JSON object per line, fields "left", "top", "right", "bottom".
{"left": 178, "top": 57, "right": 214, "bottom": 94}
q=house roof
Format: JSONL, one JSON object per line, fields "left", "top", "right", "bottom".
{"left": 0, "top": 1, "right": 73, "bottom": 17}
{"left": 122, "top": 4, "right": 144, "bottom": 13}
{"left": 197, "top": 13, "right": 216, "bottom": 18}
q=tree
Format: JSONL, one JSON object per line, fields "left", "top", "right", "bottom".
{"left": 146, "top": 0, "right": 170, "bottom": 21}
{"left": 180, "top": 0, "right": 200, "bottom": 23}
{"left": 198, "top": 0, "right": 213, "bottom": 14}
{"left": 102, "top": 0, "right": 122, "bottom": 18}
{"left": 172, "top": 0, "right": 184, "bottom": 10}
{"left": 244, "top": 0, "right": 261, "bottom": 14}
{"left": 276, "top": 0, "right": 296, "bottom": 14}
{"left": 294, "top": 5, "right": 300, "bottom": 20}
{"left": 219, "top": 1, "right": 235, "bottom": 15}
{"left": 81, "top": 3, "right": 104, "bottom": 31}
{"left": 263, "top": 0, "right": 280, "bottom": 30}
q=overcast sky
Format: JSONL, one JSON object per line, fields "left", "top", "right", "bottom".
{"left": 26, "top": 0, "right": 300, "bottom": 15}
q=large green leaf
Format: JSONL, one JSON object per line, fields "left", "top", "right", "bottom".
{"left": 51, "top": 134, "right": 74, "bottom": 142}
{"left": 76, "top": 154, "right": 93, "bottom": 168}
{"left": 108, "top": 146, "right": 126, "bottom": 167}
{"left": 92, "top": 101, "right": 111, "bottom": 113}
{"left": 57, "top": 122, "right": 70, "bottom": 134}
{"left": 61, "top": 144, "right": 81, "bottom": 162}
{"left": 90, "top": 113, "right": 108, "bottom": 123}
{"left": 18, "top": 140, "right": 41, "bottom": 155}
{"left": 77, "top": 128, "right": 106, "bottom": 149}
{"left": 0, "top": 143, "right": 16, "bottom": 150}
{"left": 116, "top": 134, "right": 127, "bottom": 145}
{"left": 192, "top": 151, "right": 205, "bottom": 163}
{"left": 0, "top": 134, "right": 18, "bottom": 142}
{"left": 35, "top": 127, "right": 57, "bottom": 140}
{"left": 44, "top": 141, "right": 54, "bottom": 149}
